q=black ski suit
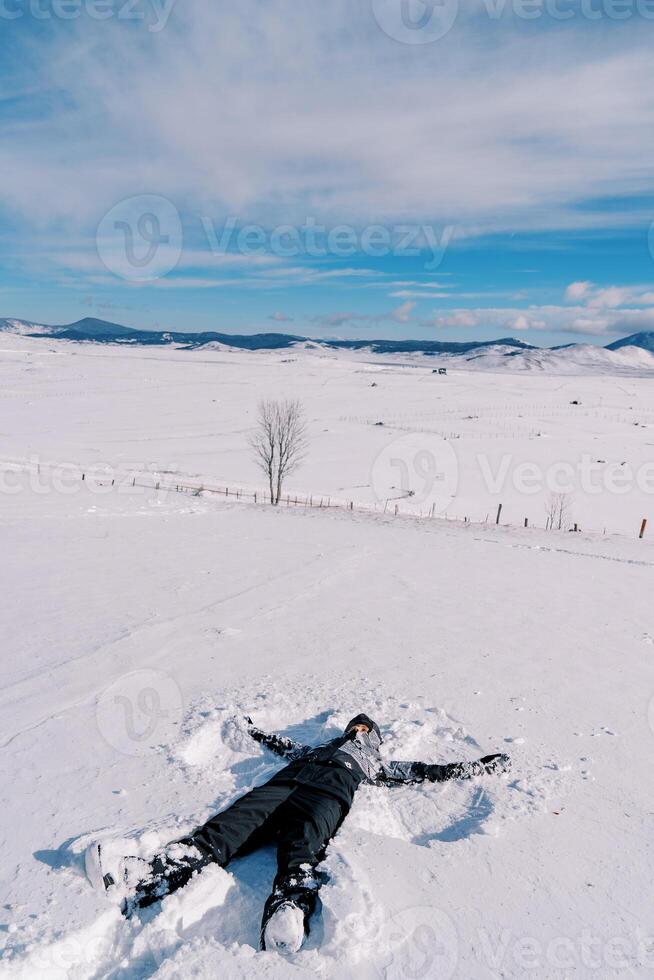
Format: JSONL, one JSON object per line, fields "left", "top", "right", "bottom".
{"left": 134, "top": 713, "right": 509, "bottom": 944}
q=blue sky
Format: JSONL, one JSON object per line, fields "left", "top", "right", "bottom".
{"left": 2, "top": 1, "right": 654, "bottom": 344}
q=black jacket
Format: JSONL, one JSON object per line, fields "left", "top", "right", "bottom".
{"left": 247, "top": 717, "right": 506, "bottom": 809}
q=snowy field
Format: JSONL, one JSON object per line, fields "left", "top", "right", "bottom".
{"left": 2, "top": 333, "right": 654, "bottom": 536}
{"left": 1, "top": 336, "right": 653, "bottom": 978}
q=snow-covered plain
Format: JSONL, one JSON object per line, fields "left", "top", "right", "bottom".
{"left": 2, "top": 332, "right": 654, "bottom": 535}
{"left": 1, "top": 336, "right": 653, "bottom": 978}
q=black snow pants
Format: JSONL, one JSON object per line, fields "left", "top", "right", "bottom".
{"left": 192, "top": 779, "right": 342, "bottom": 874}
{"left": 132, "top": 777, "right": 347, "bottom": 940}
{"left": 183, "top": 779, "right": 346, "bottom": 933}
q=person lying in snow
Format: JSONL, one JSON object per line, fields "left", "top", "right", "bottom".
{"left": 88, "top": 713, "right": 510, "bottom": 954}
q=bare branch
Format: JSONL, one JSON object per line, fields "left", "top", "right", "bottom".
{"left": 545, "top": 491, "right": 573, "bottom": 531}
{"left": 250, "top": 399, "right": 307, "bottom": 504}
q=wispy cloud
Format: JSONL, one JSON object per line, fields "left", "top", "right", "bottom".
{"left": 3, "top": 3, "right": 654, "bottom": 237}
{"left": 3, "top": 3, "right": 654, "bottom": 343}
{"left": 309, "top": 301, "right": 417, "bottom": 329}
{"left": 424, "top": 302, "right": 654, "bottom": 338}
{"left": 566, "top": 281, "right": 654, "bottom": 310}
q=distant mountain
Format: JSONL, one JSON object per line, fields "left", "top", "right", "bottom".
{"left": 0, "top": 317, "right": 304, "bottom": 350}
{"left": 3, "top": 316, "right": 654, "bottom": 368}
{"left": 317, "top": 336, "right": 533, "bottom": 355}
{"left": 0, "top": 317, "right": 534, "bottom": 354}
{"left": 0, "top": 317, "right": 53, "bottom": 335}
{"left": 56, "top": 317, "right": 138, "bottom": 337}
{"left": 448, "top": 342, "right": 654, "bottom": 376}
{"left": 606, "top": 332, "right": 654, "bottom": 354}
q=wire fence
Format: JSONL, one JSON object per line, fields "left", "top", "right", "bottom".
{"left": 1, "top": 455, "right": 649, "bottom": 541}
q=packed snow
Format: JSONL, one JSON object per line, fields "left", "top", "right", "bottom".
{"left": 0, "top": 337, "right": 653, "bottom": 978}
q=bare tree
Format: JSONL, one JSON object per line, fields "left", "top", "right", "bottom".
{"left": 250, "top": 399, "right": 307, "bottom": 505}
{"left": 545, "top": 491, "right": 573, "bottom": 531}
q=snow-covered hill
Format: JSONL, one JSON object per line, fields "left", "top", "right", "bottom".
{"left": 607, "top": 331, "right": 654, "bottom": 354}
{"left": 447, "top": 342, "right": 654, "bottom": 376}
{"left": 4, "top": 317, "right": 654, "bottom": 374}
{"left": 0, "top": 317, "right": 53, "bottom": 336}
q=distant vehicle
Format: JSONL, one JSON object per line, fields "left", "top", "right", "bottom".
{"left": 432, "top": 368, "right": 448, "bottom": 376}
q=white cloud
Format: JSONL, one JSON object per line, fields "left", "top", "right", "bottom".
{"left": 390, "top": 290, "right": 450, "bottom": 299}
{"left": 570, "top": 317, "right": 612, "bottom": 336}
{"left": 3, "top": 2, "right": 654, "bottom": 244}
{"left": 309, "top": 300, "right": 417, "bottom": 329}
{"left": 565, "top": 281, "right": 592, "bottom": 301}
{"left": 587, "top": 287, "right": 630, "bottom": 309}
{"left": 509, "top": 314, "right": 547, "bottom": 332}
{"left": 390, "top": 301, "right": 416, "bottom": 324}
{"left": 565, "top": 281, "right": 654, "bottom": 310}
{"left": 435, "top": 311, "right": 480, "bottom": 329}
{"left": 424, "top": 301, "right": 654, "bottom": 338}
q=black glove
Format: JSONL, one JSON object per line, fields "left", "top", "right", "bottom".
{"left": 479, "top": 753, "right": 511, "bottom": 775}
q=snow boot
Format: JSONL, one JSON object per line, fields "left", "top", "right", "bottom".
{"left": 260, "top": 867, "right": 324, "bottom": 953}
{"left": 128, "top": 839, "right": 214, "bottom": 915}
{"left": 85, "top": 841, "right": 151, "bottom": 907}
{"left": 86, "top": 838, "right": 213, "bottom": 916}
{"left": 261, "top": 900, "right": 307, "bottom": 954}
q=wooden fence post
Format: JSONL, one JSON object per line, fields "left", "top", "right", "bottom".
{"left": 640, "top": 518, "right": 647, "bottom": 539}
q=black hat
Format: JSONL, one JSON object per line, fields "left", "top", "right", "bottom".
{"left": 345, "top": 713, "right": 382, "bottom": 743}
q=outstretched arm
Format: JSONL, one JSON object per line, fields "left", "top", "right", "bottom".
{"left": 378, "top": 754, "right": 511, "bottom": 786}
{"left": 245, "top": 717, "right": 311, "bottom": 761}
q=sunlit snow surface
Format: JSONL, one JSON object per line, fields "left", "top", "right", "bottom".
{"left": 0, "top": 337, "right": 653, "bottom": 978}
